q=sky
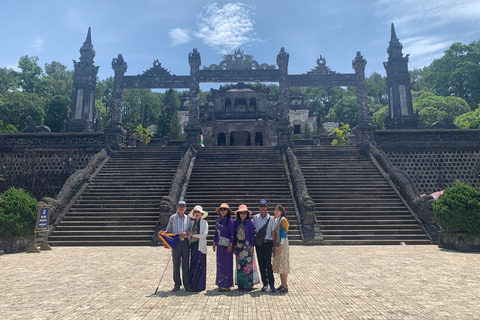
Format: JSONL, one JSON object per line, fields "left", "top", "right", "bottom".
{"left": 1, "top": 0, "right": 480, "bottom": 86}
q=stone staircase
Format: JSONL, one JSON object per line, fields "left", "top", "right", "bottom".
{"left": 48, "top": 146, "right": 183, "bottom": 246}
{"left": 295, "top": 145, "right": 431, "bottom": 245}
{"left": 184, "top": 146, "right": 302, "bottom": 245}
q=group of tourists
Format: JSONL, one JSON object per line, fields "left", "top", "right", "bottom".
{"left": 160, "top": 199, "right": 290, "bottom": 293}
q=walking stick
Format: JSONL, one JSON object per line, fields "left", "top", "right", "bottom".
{"left": 154, "top": 252, "right": 172, "bottom": 294}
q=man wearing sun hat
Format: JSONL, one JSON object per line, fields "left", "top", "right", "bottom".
{"left": 164, "top": 200, "right": 193, "bottom": 292}
{"left": 253, "top": 199, "right": 276, "bottom": 292}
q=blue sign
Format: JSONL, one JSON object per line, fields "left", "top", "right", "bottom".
{"left": 37, "top": 207, "right": 49, "bottom": 230}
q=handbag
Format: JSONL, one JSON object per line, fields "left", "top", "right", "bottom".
{"left": 218, "top": 236, "right": 230, "bottom": 247}
{"left": 255, "top": 217, "right": 270, "bottom": 246}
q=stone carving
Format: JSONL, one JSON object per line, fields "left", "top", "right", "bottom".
{"left": 203, "top": 49, "right": 275, "bottom": 70}
{"left": 0, "top": 133, "right": 106, "bottom": 151}
{"left": 153, "top": 146, "right": 197, "bottom": 244}
{"left": 140, "top": 59, "right": 173, "bottom": 78}
{"left": 306, "top": 55, "right": 337, "bottom": 75}
{"left": 22, "top": 122, "right": 51, "bottom": 133}
{"left": 283, "top": 148, "right": 322, "bottom": 243}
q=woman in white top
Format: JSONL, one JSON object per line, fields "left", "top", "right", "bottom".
{"left": 187, "top": 205, "right": 209, "bottom": 291}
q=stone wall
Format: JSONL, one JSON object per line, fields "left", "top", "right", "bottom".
{"left": 376, "top": 130, "right": 480, "bottom": 194}
{"left": 0, "top": 236, "right": 34, "bottom": 254}
{"left": 385, "top": 149, "right": 480, "bottom": 194}
{"left": 0, "top": 133, "right": 106, "bottom": 199}
{"left": 0, "top": 150, "right": 100, "bottom": 199}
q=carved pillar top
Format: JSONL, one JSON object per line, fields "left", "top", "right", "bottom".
{"left": 276, "top": 47, "right": 289, "bottom": 74}
{"left": 189, "top": 48, "right": 202, "bottom": 72}
{"left": 352, "top": 51, "right": 370, "bottom": 127}
{"left": 111, "top": 54, "right": 127, "bottom": 126}
{"left": 112, "top": 54, "right": 127, "bottom": 74}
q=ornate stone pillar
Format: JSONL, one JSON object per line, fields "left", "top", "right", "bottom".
{"left": 104, "top": 54, "right": 127, "bottom": 149}
{"left": 184, "top": 49, "right": 202, "bottom": 150}
{"left": 276, "top": 47, "right": 294, "bottom": 149}
{"left": 352, "top": 51, "right": 375, "bottom": 149}
{"left": 384, "top": 23, "right": 418, "bottom": 129}
{"left": 111, "top": 54, "right": 127, "bottom": 126}
{"left": 67, "top": 28, "right": 99, "bottom": 132}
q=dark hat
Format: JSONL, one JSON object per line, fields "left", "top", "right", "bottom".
{"left": 259, "top": 199, "right": 268, "bottom": 206}
{"left": 177, "top": 200, "right": 186, "bottom": 207}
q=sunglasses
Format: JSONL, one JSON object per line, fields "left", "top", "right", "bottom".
{"left": 239, "top": 212, "right": 248, "bottom": 214}
{"left": 193, "top": 210, "right": 201, "bottom": 213}
{"left": 220, "top": 208, "right": 228, "bottom": 211}
{"left": 259, "top": 204, "right": 267, "bottom": 207}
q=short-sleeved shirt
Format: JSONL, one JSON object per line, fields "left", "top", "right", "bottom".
{"left": 253, "top": 213, "right": 275, "bottom": 240}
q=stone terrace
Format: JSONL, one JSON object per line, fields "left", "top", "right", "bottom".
{"left": 1, "top": 246, "right": 479, "bottom": 319}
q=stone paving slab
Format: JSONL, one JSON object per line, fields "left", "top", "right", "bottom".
{"left": 0, "top": 245, "right": 479, "bottom": 320}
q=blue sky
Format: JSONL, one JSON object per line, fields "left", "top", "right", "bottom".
{"left": 1, "top": 0, "right": 480, "bottom": 83}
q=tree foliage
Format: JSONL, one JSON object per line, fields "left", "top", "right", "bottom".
{"left": 158, "top": 89, "right": 180, "bottom": 138}
{"left": 0, "top": 91, "right": 45, "bottom": 131}
{"left": 412, "top": 90, "right": 470, "bottom": 128}
{"left": 0, "top": 187, "right": 38, "bottom": 237}
{"left": 424, "top": 41, "right": 480, "bottom": 110}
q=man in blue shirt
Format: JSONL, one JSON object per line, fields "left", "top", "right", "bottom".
{"left": 164, "top": 200, "right": 192, "bottom": 292}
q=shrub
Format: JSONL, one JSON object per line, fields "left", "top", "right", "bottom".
{"left": 0, "top": 187, "right": 38, "bottom": 237}
{"left": 133, "top": 124, "right": 152, "bottom": 146}
{"left": 432, "top": 182, "right": 480, "bottom": 235}
{"left": 329, "top": 123, "right": 351, "bottom": 146}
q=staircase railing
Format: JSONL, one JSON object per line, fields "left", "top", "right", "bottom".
{"left": 41, "top": 147, "right": 113, "bottom": 239}
{"left": 283, "top": 147, "right": 323, "bottom": 244}
{"left": 366, "top": 143, "right": 439, "bottom": 241}
{"left": 154, "top": 146, "right": 197, "bottom": 244}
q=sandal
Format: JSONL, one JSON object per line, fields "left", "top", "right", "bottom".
{"left": 279, "top": 287, "right": 289, "bottom": 293}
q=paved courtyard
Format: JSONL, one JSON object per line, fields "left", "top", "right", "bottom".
{"left": 1, "top": 245, "right": 479, "bottom": 320}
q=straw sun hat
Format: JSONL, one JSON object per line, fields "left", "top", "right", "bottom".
{"left": 234, "top": 204, "right": 252, "bottom": 216}
{"left": 215, "top": 203, "right": 233, "bottom": 215}
{"left": 189, "top": 205, "right": 208, "bottom": 219}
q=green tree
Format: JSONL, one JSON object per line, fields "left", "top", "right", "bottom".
{"left": 454, "top": 107, "right": 480, "bottom": 128}
{"left": 123, "top": 89, "right": 162, "bottom": 131}
{"left": 43, "top": 61, "right": 73, "bottom": 97}
{"left": 418, "top": 107, "right": 448, "bottom": 128}
{"left": 425, "top": 41, "right": 480, "bottom": 109}
{"left": 0, "top": 67, "right": 20, "bottom": 93}
{"left": 0, "top": 91, "right": 45, "bottom": 131}
{"left": 0, "top": 187, "right": 38, "bottom": 238}
{"left": 18, "top": 55, "right": 44, "bottom": 94}
{"left": 96, "top": 77, "right": 114, "bottom": 126}
{"left": 158, "top": 89, "right": 180, "bottom": 138}
{"left": 302, "top": 122, "right": 312, "bottom": 139}
{"left": 410, "top": 67, "right": 429, "bottom": 92}
{"left": 44, "top": 95, "right": 69, "bottom": 132}
{"left": 412, "top": 90, "right": 470, "bottom": 128}
{"left": 0, "top": 120, "right": 19, "bottom": 133}
{"left": 372, "top": 105, "right": 388, "bottom": 129}
{"left": 325, "top": 88, "right": 358, "bottom": 127}
{"left": 366, "top": 72, "right": 388, "bottom": 106}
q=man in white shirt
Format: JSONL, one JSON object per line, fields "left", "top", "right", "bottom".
{"left": 253, "top": 199, "right": 276, "bottom": 292}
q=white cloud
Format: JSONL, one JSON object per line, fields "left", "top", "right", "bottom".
{"left": 29, "top": 37, "right": 44, "bottom": 53}
{"left": 169, "top": 28, "right": 192, "bottom": 46}
{"left": 194, "top": 2, "right": 259, "bottom": 54}
{"left": 375, "top": 0, "right": 480, "bottom": 33}
{"left": 400, "top": 36, "right": 452, "bottom": 69}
